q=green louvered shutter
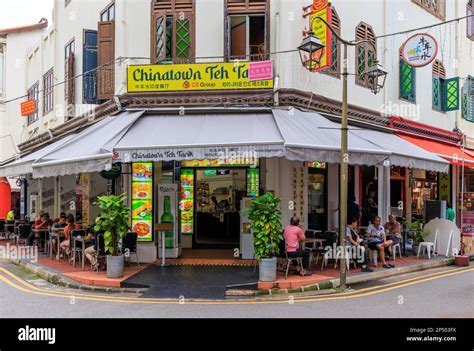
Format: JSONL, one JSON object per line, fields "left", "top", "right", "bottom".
{"left": 462, "top": 80, "right": 474, "bottom": 121}
{"left": 442, "top": 77, "right": 459, "bottom": 111}
{"left": 432, "top": 76, "right": 442, "bottom": 111}
{"left": 400, "top": 59, "right": 415, "bottom": 101}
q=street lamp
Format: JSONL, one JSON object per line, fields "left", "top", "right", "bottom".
{"left": 297, "top": 32, "right": 326, "bottom": 72}
{"left": 298, "top": 15, "right": 387, "bottom": 290}
{"left": 364, "top": 60, "right": 388, "bottom": 95}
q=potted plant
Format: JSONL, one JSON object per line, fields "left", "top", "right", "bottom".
{"left": 409, "top": 220, "right": 426, "bottom": 254}
{"left": 94, "top": 193, "right": 130, "bottom": 278}
{"left": 243, "top": 192, "right": 283, "bottom": 282}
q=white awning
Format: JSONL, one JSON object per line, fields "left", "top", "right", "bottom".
{"left": 32, "top": 110, "right": 144, "bottom": 178}
{"left": 29, "top": 108, "right": 449, "bottom": 178}
{"left": 0, "top": 134, "right": 76, "bottom": 177}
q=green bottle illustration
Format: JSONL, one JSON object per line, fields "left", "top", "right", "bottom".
{"left": 161, "top": 196, "right": 174, "bottom": 249}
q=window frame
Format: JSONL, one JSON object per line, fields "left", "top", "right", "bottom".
{"left": 0, "top": 44, "right": 4, "bottom": 98}
{"left": 43, "top": 68, "right": 54, "bottom": 116}
{"left": 224, "top": 0, "right": 269, "bottom": 62}
{"left": 468, "top": 1, "right": 474, "bottom": 41}
{"left": 399, "top": 48, "right": 416, "bottom": 103}
{"left": 150, "top": 0, "right": 195, "bottom": 64}
{"left": 100, "top": 1, "right": 115, "bottom": 22}
{"left": 355, "top": 22, "right": 376, "bottom": 89}
{"left": 411, "top": 0, "right": 446, "bottom": 20}
{"left": 27, "top": 81, "right": 40, "bottom": 125}
{"left": 82, "top": 29, "right": 98, "bottom": 104}
{"left": 432, "top": 59, "right": 446, "bottom": 113}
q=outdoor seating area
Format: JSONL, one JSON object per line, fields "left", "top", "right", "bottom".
{"left": 0, "top": 213, "right": 142, "bottom": 273}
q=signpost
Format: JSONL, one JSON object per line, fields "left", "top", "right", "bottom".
{"left": 401, "top": 33, "right": 438, "bottom": 68}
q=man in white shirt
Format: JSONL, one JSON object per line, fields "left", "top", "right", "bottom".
{"left": 366, "top": 216, "right": 394, "bottom": 269}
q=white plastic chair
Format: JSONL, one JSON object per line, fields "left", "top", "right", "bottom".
{"left": 417, "top": 229, "right": 438, "bottom": 259}
{"left": 390, "top": 242, "right": 402, "bottom": 260}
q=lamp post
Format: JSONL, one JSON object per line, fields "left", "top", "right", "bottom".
{"left": 298, "top": 16, "right": 387, "bottom": 290}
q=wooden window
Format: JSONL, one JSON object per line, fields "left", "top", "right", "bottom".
{"left": 355, "top": 22, "right": 376, "bottom": 88}
{"left": 98, "top": 1, "right": 115, "bottom": 101}
{"left": 224, "top": 0, "right": 269, "bottom": 61}
{"left": 468, "top": 1, "right": 474, "bottom": 41}
{"left": 43, "top": 68, "right": 54, "bottom": 115}
{"left": 83, "top": 30, "right": 98, "bottom": 104}
{"left": 64, "top": 39, "right": 75, "bottom": 120}
{"left": 151, "top": 0, "right": 195, "bottom": 64}
{"left": 411, "top": 0, "right": 446, "bottom": 20}
{"left": 399, "top": 48, "right": 415, "bottom": 102}
{"left": 462, "top": 78, "right": 474, "bottom": 121}
{"left": 432, "top": 60, "right": 460, "bottom": 112}
{"left": 27, "top": 82, "right": 39, "bottom": 125}
{"left": 321, "top": 5, "right": 340, "bottom": 77}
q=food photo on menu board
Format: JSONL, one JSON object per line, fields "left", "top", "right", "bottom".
{"left": 132, "top": 162, "right": 153, "bottom": 242}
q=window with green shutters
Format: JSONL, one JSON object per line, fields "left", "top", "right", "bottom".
{"left": 432, "top": 60, "right": 460, "bottom": 112}
{"left": 151, "top": 0, "right": 194, "bottom": 64}
{"left": 462, "top": 78, "right": 474, "bottom": 121}
{"left": 442, "top": 77, "right": 459, "bottom": 111}
{"left": 399, "top": 59, "right": 415, "bottom": 102}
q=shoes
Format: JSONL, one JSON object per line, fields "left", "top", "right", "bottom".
{"left": 361, "top": 267, "right": 373, "bottom": 273}
{"left": 383, "top": 264, "right": 392, "bottom": 269}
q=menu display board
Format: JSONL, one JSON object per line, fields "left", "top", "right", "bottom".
{"left": 181, "top": 158, "right": 259, "bottom": 168}
{"left": 246, "top": 168, "right": 260, "bottom": 198}
{"left": 131, "top": 162, "right": 153, "bottom": 242}
{"left": 180, "top": 169, "right": 194, "bottom": 234}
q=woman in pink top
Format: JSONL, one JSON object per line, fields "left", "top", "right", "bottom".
{"left": 283, "top": 217, "right": 312, "bottom": 276}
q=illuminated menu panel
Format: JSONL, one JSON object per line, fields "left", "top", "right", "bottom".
{"left": 181, "top": 158, "right": 259, "bottom": 167}
{"left": 307, "top": 161, "right": 326, "bottom": 169}
{"left": 246, "top": 168, "right": 260, "bottom": 198}
{"left": 131, "top": 162, "right": 153, "bottom": 242}
{"left": 180, "top": 169, "right": 194, "bottom": 234}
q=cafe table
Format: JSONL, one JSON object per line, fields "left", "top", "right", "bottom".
{"left": 72, "top": 236, "right": 93, "bottom": 270}
{"left": 304, "top": 237, "right": 325, "bottom": 249}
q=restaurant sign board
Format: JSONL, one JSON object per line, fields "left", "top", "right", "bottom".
{"left": 20, "top": 100, "right": 36, "bottom": 117}
{"left": 401, "top": 33, "right": 438, "bottom": 68}
{"left": 309, "top": 1, "right": 333, "bottom": 71}
{"left": 127, "top": 61, "right": 274, "bottom": 93}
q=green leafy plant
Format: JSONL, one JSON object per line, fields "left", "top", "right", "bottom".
{"left": 242, "top": 192, "right": 283, "bottom": 260}
{"left": 407, "top": 219, "right": 426, "bottom": 244}
{"left": 93, "top": 193, "right": 130, "bottom": 256}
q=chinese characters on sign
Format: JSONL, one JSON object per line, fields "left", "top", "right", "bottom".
{"left": 401, "top": 33, "right": 438, "bottom": 68}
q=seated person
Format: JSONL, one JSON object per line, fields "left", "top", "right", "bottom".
{"left": 346, "top": 217, "right": 373, "bottom": 273}
{"left": 366, "top": 216, "right": 394, "bottom": 269}
{"left": 384, "top": 215, "right": 402, "bottom": 253}
{"left": 60, "top": 214, "right": 81, "bottom": 256}
{"left": 51, "top": 214, "right": 67, "bottom": 255}
{"left": 84, "top": 228, "right": 101, "bottom": 270}
{"left": 283, "top": 216, "right": 312, "bottom": 276}
{"left": 28, "top": 213, "right": 52, "bottom": 246}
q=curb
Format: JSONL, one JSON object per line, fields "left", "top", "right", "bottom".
{"left": 243, "top": 257, "right": 456, "bottom": 297}
{"left": 7, "top": 258, "right": 148, "bottom": 294}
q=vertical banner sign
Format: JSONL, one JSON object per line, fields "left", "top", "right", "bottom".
{"left": 246, "top": 168, "right": 260, "bottom": 197}
{"left": 132, "top": 162, "right": 153, "bottom": 242}
{"left": 310, "top": 0, "right": 333, "bottom": 71}
{"left": 180, "top": 169, "right": 194, "bottom": 235}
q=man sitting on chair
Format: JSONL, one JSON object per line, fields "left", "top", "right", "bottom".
{"left": 384, "top": 215, "right": 402, "bottom": 252}
{"left": 283, "top": 217, "right": 312, "bottom": 276}
{"left": 366, "top": 216, "right": 394, "bottom": 269}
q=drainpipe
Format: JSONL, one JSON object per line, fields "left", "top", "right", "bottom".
{"left": 273, "top": 2, "right": 280, "bottom": 106}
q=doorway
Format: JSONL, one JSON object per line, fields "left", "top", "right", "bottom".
{"left": 195, "top": 168, "right": 246, "bottom": 247}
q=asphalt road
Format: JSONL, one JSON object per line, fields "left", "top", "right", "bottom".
{"left": 0, "top": 262, "right": 473, "bottom": 318}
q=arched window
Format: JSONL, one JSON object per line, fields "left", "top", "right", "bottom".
{"left": 399, "top": 47, "right": 416, "bottom": 102}
{"left": 355, "top": 22, "right": 376, "bottom": 88}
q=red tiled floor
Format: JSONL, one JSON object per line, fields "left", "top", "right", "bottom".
{"left": 157, "top": 249, "right": 256, "bottom": 266}
{"left": 259, "top": 255, "right": 433, "bottom": 290}
{"left": 37, "top": 257, "right": 150, "bottom": 287}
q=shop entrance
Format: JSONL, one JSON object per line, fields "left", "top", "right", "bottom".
{"left": 194, "top": 168, "right": 246, "bottom": 247}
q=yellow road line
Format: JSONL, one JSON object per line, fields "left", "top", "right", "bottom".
{"left": 0, "top": 265, "right": 470, "bottom": 303}
{"left": 0, "top": 266, "right": 472, "bottom": 305}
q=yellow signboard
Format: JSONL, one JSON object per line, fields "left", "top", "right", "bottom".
{"left": 127, "top": 61, "right": 274, "bottom": 93}
{"left": 309, "top": 2, "right": 333, "bottom": 71}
